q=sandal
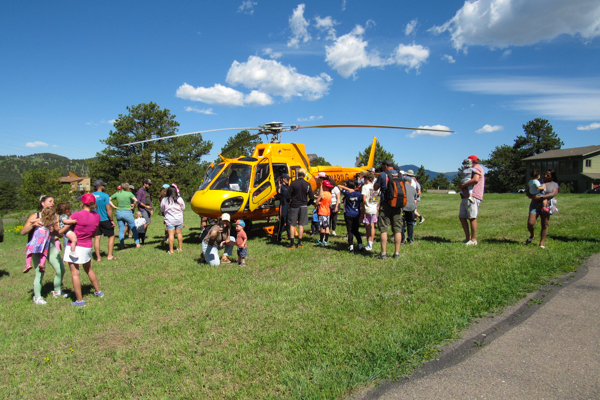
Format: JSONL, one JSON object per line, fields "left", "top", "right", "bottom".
{"left": 106, "top": 256, "right": 119, "bottom": 261}
{"left": 23, "top": 265, "right": 33, "bottom": 274}
{"left": 525, "top": 237, "right": 534, "bottom": 244}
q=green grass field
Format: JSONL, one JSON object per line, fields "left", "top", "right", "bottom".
{"left": 1, "top": 193, "right": 599, "bottom": 399}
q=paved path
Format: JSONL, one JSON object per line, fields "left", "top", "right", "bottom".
{"left": 353, "top": 253, "right": 600, "bottom": 400}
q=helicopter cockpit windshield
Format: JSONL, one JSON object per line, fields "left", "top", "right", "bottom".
{"left": 209, "top": 163, "right": 252, "bottom": 193}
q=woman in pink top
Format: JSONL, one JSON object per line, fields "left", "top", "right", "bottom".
{"left": 60, "top": 193, "right": 103, "bottom": 307}
{"left": 160, "top": 186, "right": 185, "bottom": 254}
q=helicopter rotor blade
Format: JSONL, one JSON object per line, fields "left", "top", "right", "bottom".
{"left": 121, "top": 127, "right": 261, "bottom": 147}
{"left": 220, "top": 133, "right": 262, "bottom": 157}
{"left": 296, "top": 124, "right": 455, "bottom": 133}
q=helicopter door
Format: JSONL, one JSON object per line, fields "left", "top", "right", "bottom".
{"left": 248, "top": 157, "right": 275, "bottom": 212}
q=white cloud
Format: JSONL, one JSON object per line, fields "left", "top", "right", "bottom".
{"left": 341, "top": 0, "right": 346, "bottom": 11}
{"left": 262, "top": 48, "right": 282, "bottom": 59}
{"left": 226, "top": 56, "right": 332, "bottom": 101}
{"left": 442, "top": 54, "right": 456, "bottom": 63}
{"left": 405, "top": 19, "right": 417, "bottom": 36}
{"left": 176, "top": 83, "right": 245, "bottom": 107}
{"left": 244, "top": 90, "right": 274, "bottom": 106}
{"left": 26, "top": 141, "right": 49, "bottom": 148}
{"left": 238, "top": 1, "right": 257, "bottom": 15}
{"left": 450, "top": 76, "right": 600, "bottom": 120}
{"left": 315, "top": 16, "right": 338, "bottom": 40}
{"left": 476, "top": 124, "right": 504, "bottom": 134}
{"left": 325, "top": 25, "right": 386, "bottom": 78}
{"left": 430, "top": 0, "right": 600, "bottom": 51}
{"left": 407, "top": 125, "right": 453, "bottom": 138}
{"left": 391, "top": 43, "right": 429, "bottom": 73}
{"left": 287, "top": 4, "right": 311, "bottom": 48}
{"left": 577, "top": 122, "right": 600, "bottom": 130}
{"left": 185, "top": 106, "right": 217, "bottom": 115}
{"left": 52, "top": 145, "right": 58, "bottom": 148}
{"left": 107, "top": 119, "right": 116, "bottom": 124}
{"left": 297, "top": 115, "right": 323, "bottom": 122}
{"left": 501, "top": 49, "right": 512, "bottom": 59}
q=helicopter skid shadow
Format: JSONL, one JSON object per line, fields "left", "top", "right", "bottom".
{"left": 420, "top": 236, "right": 453, "bottom": 243}
{"left": 549, "top": 235, "right": 600, "bottom": 244}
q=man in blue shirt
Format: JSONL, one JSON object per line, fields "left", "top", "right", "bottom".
{"left": 92, "top": 180, "right": 116, "bottom": 261}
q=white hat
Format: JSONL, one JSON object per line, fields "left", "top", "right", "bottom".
{"left": 221, "top": 213, "right": 231, "bottom": 221}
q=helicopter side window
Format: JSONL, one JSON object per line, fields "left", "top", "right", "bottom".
{"left": 272, "top": 163, "right": 289, "bottom": 182}
{"left": 254, "top": 162, "right": 270, "bottom": 188}
{"left": 210, "top": 163, "right": 251, "bottom": 193}
{"left": 199, "top": 164, "right": 223, "bottom": 191}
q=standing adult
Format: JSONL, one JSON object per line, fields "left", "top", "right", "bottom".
{"left": 526, "top": 169, "right": 559, "bottom": 249}
{"left": 458, "top": 155, "right": 485, "bottom": 245}
{"left": 21, "top": 196, "right": 66, "bottom": 305}
{"left": 161, "top": 186, "right": 185, "bottom": 254}
{"left": 92, "top": 180, "right": 116, "bottom": 261}
{"left": 276, "top": 173, "right": 291, "bottom": 242}
{"left": 61, "top": 194, "right": 102, "bottom": 306}
{"left": 202, "top": 213, "right": 235, "bottom": 265}
{"left": 110, "top": 183, "right": 140, "bottom": 249}
{"left": 401, "top": 176, "right": 418, "bottom": 244}
{"left": 286, "top": 169, "right": 315, "bottom": 249}
{"left": 374, "top": 160, "right": 404, "bottom": 259}
{"left": 361, "top": 172, "right": 378, "bottom": 251}
{"left": 136, "top": 178, "right": 153, "bottom": 233}
{"left": 329, "top": 181, "right": 341, "bottom": 237}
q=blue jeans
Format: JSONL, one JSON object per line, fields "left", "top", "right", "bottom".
{"left": 116, "top": 210, "right": 139, "bottom": 245}
{"left": 202, "top": 237, "right": 234, "bottom": 266}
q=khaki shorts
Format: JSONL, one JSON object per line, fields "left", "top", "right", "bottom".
{"left": 459, "top": 198, "right": 481, "bottom": 219}
{"left": 377, "top": 203, "right": 404, "bottom": 234}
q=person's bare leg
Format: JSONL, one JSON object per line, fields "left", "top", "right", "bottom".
{"left": 527, "top": 213, "right": 537, "bottom": 241}
{"left": 380, "top": 232, "right": 388, "bottom": 253}
{"left": 107, "top": 235, "right": 115, "bottom": 258}
{"left": 460, "top": 217, "right": 470, "bottom": 241}
{"left": 394, "top": 232, "right": 402, "bottom": 253}
{"left": 82, "top": 262, "right": 100, "bottom": 293}
{"left": 298, "top": 225, "right": 304, "bottom": 240}
{"left": 70, "top": 263, "right": 83, "bottom": 302}
{"left": 94, "top": 236, "right": 102, "bottom": 261}
{"left": 540, "top": 215, "right": 550, "bottom": 246}
{"left": 168, "top": 230, "right": 175, "bottom": 253}
{"left": 470, "top": 218, "right": 477, "bottom": 241}
{"left": 176, "top": 228, "right": 183, "bottom": 251}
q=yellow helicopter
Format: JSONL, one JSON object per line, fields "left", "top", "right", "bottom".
{"left": 126, "top": 122, "right": 453, "bottom": 227}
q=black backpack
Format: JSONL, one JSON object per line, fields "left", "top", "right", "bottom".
{"left": 385, "top": 170, "right": 407, "bottom": 208}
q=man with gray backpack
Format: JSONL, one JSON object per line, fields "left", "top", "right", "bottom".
{"left": 373, "top": 160, "right": 407, "bottom": 259}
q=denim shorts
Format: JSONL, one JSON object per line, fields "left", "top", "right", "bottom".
{"left": 237, "top": 247, "right": 247, "bottom": 258}
{"left": 167, "top": 224, "right": 183, "bottom": 230}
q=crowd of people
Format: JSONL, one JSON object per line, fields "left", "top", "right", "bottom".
{"left": 15, "top": 156, "right": 560, "bottom": 306}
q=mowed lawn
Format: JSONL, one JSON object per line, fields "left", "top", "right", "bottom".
{"left": 1, "top": 193, "right": 599, "bottom": 399}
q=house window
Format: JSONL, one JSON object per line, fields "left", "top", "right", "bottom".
{"left": 585, "top": 159, "right": 592, "bottom": 168}
{"left": 78, "top": 184, "right": 83, "bottom": 191}
{"left": 71, "top": 184, "right": 75, "bottom": 189}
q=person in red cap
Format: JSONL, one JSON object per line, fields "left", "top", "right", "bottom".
{"left": 60, "top": 193, "right": 103, "bottom": 306}
{"left": 458, "top": 155, "right": 485, "bottom": 246}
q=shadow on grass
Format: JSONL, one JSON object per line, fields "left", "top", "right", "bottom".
{"left": 0, "top": 270, "right": 9, "bottom": 279}
{"left": 420, "top": 236, "right": 453, "bottom": 243}
{"left": 483, "top": 238, "right": 521, "bottom": 245}
{"left": 549, "top": 235, "right": 600, "bottom": 244}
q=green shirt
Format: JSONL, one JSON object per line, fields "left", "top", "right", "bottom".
{"left": 110, "top": 191, "right": 136, "bottom": 211}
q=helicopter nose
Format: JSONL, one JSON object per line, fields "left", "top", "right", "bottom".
{"left": 191, "top": 190, "right": 246, "bottom": 216}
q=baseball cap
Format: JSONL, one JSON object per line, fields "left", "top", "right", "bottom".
{"left": 317, "top": 171, "right": 327, "bottom": 178}
{"left": 162, "top": 184, "right": 170, "bottom": 189}
{"left": 468, "top": 155, "right": 479, "bottom": 162}
{"left": 281, "top": 173, "right": 290, "bottom": 179}
{"left": 143, "top": 178, "right": 152, "bottom": 185}
{"left": 235, "top": 220, "right": 246, "bottom": 227}
{"left": 81, "top": 193, "right": 96, "bottom": 205}
{"left": 382, "top": 160, "right": 394, "bottom": 167}
{"left": 117, "top": 185, "right": 122, "bottom": 190}
{"left": 322, "top": 180, "right": 334, "bottom": 188}
{"left": 221, "top": 213, "right": 231, "bottom": 221}
{"left": 130, "top": 185, "right": 135, "bottom": 189}
{"left": 93, "top": 179, "right": 107, "bottom": 187}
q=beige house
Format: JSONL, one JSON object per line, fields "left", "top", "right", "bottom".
{"left": 59, "top": 171, "right": 91, "bottom": 192}
{"left": 522, "top": 145, "right": 600, "bottom": 193}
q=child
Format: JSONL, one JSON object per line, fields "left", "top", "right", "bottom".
{"left": 361, "top": 172, "right": 378, "bottom": 251}
{"left": 310, "top": 208, "right": 319, "bottom": 236}
{"left": 528, "top": 170, "right": 550, "bottom": 213}
{"left": 314, "top": 180, "right": 333, "bottom": 246}
{"left": 338, "top": 180, "right": 364, "bottom": 253}
{"left": 460, "top": 158, "right": 483, "bottom": 203}
{"left": 134, "top": 211, "right": 147, "bottom": 244}
{"left": 24, "top": 207, "right": 58, "bottom": 273}
{"left": 56, "top": 203, "right": 78, "bottom": 259}
{"left": 235, "top": 220, "right": 248, "bottom": 266}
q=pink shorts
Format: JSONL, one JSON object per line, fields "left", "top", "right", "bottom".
{"left": 362, "top": 213, "right": 378, "bottom": 224}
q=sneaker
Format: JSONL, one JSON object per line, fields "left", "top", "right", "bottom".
{"left": 296, "top": 243, "right": 303, "bottom": 249}
{"left": 376, "top": 253, "right": 387, "bottom": 260}
{"left": 33, "top": 297, "right": 47, "bottom": 305}
{"left": 349, "top": 245, "right": 354, "bottom": 253}
{"left": 94, "top": 291, "right": 104, "bottom": 298}
{"left": 358, "top": 243, "right": 364, "bottom": 251}
{"left": 392, "top": 253, "right": 400, "bottom": 259}
{"left": 23, "top": 265, "right": 33, "bottom": 274}
{"left": 323, "top": 241, "right": 329, "bottom": 246}
{"left": 466, "top": 240, "right": 478, "bottom": 246}
{"left": 331, "top": 231, "right": 337, "bottom": 236}
{"left": 419, "top": 217, "right": 425, "bottom": 224}
{"left": 70, "top": 253, "right": 79, "bottom": 261}
{"left": 71, "top": 300, "right": 86, "bottom": 307}
{"left": 239, "top": 262, "right": 247, "bottom": 267}
{"left": 365, "top": 246, "right": 372, "bottom": 251}
{"left": 525, "top": 237, "right": 534, "bottom": 245}
{"left": 406, "top": 239, "right": 413, "bottom": 245}
{"left": 540, "top": 245, "right": 546, "bottom": 249}
{"left": 220, "top": 256, "right": 232, "bottom": 264}
{"left": 51, "top": 290, "right": 69, "bottom": 298}
{"left": 314, "top": 240, "right": 323, "bottom": 246}
{"left": 461, "top": 239, "right": 470, "bottom": 244}
{"left": 285, "top": 244, "right": 296, "bottom": 249}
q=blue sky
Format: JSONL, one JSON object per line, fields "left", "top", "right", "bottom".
{"left": 1, "top": 0, "right": 599, "bottom": 173}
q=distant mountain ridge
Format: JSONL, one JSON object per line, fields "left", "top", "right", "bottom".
{"left": 398, "top": 165, "right": 457, "bottom": 182}
{"left": 0, "top": 153, "right": 91, "bottom": 185}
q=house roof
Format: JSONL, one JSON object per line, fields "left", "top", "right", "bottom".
{"left": 60, "top": 176, "right": 85, "bottom": 183}
{"left": 522, "top": 145, "right": 600, "bottom": 161}
{"left": 581, "top": 173, "right": 600, "bottom": 180}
